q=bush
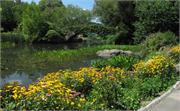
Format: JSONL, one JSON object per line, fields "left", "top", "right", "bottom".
{"left": 141, "top": 31, "right": 178, "bottom": 53}
{"left": 121, "top": 88, "right": 140, "bottom": 110}
{"left": 85, "top": 76, "right": 140, "bottom": 110}
{"left": 92, "top": 55, "right": 139, "bottom": 70}
{"left": 133, "top": 55, "right": 175, "bottom": 78}
{"left": 60, "top": 66, "right": 125, "bottom": 94}
{"left": 139, "top": 77, "right": 162, "bottom": 99}
{"left": 139, "top": 74, "right": 178, "bottom": 100}
{"left": 85, "top": 77, "right": 124, "bottom": 110}
{"left": 168, "top": 45, "right": 180, "bottom": 62}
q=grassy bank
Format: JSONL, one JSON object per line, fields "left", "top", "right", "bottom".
{"left": 34, "top": 45, "right": 140, "bottom": 62}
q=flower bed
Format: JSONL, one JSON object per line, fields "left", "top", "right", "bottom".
{"left": 0, "top": 46, "right": 179, "bottom": 110}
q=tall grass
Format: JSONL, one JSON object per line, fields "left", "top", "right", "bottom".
{"left": 1, "top": 32, "right": 25, "bottom": 43}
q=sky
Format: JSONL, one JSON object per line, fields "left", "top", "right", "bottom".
{"left": 21, "top": 0, "right": 94, "bottom": 10}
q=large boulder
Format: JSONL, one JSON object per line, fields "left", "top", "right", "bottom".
{"left": 96, "top": 49, "right": 134, "bottom": 58}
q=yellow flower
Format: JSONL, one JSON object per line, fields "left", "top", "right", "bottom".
{"left": 80, "top": 98, "right": 86, "bottom": 102}
{"left": 170, "top": 45, "right": 180, "bottom": 53}
{"left": 108, "top": 76, "right": 116, "bottom": 81}
{"left": 13, "top": 94, "right": 18, "bottom": 100}
{"left": 71, "top": 102, "right": 75, "bottom": 105}
{"left": 78, "top": 103, "right": 81, "bottom": 107}
{"left": 133, "top": 55, "right": 174, "bottom": 76}
{"left": 79, "top": 78, "right": 85, "bottom": 83}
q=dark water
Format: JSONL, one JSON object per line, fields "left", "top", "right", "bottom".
{"left": 1, "top": 43, "right": 99, "bottom": 87}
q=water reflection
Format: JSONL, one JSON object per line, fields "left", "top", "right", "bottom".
{"left": 0, "top": 71, "right": 42, "bottom": 87}
{"left": 1, "top": 43, "right": 99, "bottom": 86}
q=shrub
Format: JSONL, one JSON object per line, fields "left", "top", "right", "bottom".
{"left": 142, "top": 31, "right": 178, "bottom": 51}
{"left": 60, "top": 66, "right": 125, "bottom": 94}
{"left": 84, "top": 76, "right": 141, "bottom": 110}
{"left": 92, "top": 55, "right": 139, "bottom": 70}
{"left": 121, "top": 88, "right": 140, "bottom": 110}
{"left": 139, "top": 74, "right": 178, "bottom": 100}
{"left": 168, "top": 45, "right": 180, "bottom": 62}
{"left": 133, "top": 55, "right": 175, "bottom": 78}
{"left": 85, "top": 77, "right": 124, "bottom": 110}
{"left": 139, "top": 77, "right": 162, "bottom": 99}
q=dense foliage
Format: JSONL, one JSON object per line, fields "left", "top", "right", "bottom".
{"left": 92, "top": 55, "right": 139, "bottom": 70}
{"left": 93, "top": 0, "right": 136, "bottom": 44}
{"left": 0, "top": 1, "right": 17, "bottom": 32}
{"left": 93, "top": 0, "right": 179, "bottom": 44}
{"left": 133, "top": 1, "right": 179, "bottom": 43}
{"left": 0, "top": 0, "right": 94, "bottom": 43}
{"left": 141, "top": 31, "right": 178, "bottom": 52}
{"left": 1, "top": 0, "right": 179, "bottom": 44}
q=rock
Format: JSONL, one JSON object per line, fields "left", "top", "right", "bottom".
{"left": 175, "top": 63, "right": 180, "bottom": 72}
{"left": 122, "top": 50, "right": 134, "bottom": 56}
{"left": 96, "top": 49, "right": 120, "bottom": 58}
{"left": 96, "top": 49, "right": 134, "bottom": 58}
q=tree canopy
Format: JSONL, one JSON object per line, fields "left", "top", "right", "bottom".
{"left": 1, "top": 0, "right": 179, "bottom": 44}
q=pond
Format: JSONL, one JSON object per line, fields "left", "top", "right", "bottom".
{"left": 1, "top": 43, "right": 100, "bottom": 87}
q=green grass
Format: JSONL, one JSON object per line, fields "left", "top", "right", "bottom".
{"left": 34, "top": 45, "right": 140, "bottom": 62}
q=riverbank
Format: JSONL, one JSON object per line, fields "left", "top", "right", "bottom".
{"left": 1, "top": 44, "right": 140, "bottom": 86}
{"left": 1, "top": 44, "right": 179, "bottom": 110}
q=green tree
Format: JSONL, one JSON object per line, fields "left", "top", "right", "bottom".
{"left": 93, "top": 0, "right": 119, "bottom": 26}
{"left": 93, "top": 0, "right": 136, "bottom": 44}
{"left": 20, "top": 2, "right": 44, "bottom": 42}
{"left": 134, "top": 1, "right": 179, "bottom": 43}
{"left": 39, "top": 0, "right": 63, "bottom": 11}
{"left": 43, "top": 5, "right": 92, "bottom": 42}
{"left": 0, "top": 0, "right": 17, "bottom": 32}
{"left": 13, "top": 2, "right": 29, "bottom": 25}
